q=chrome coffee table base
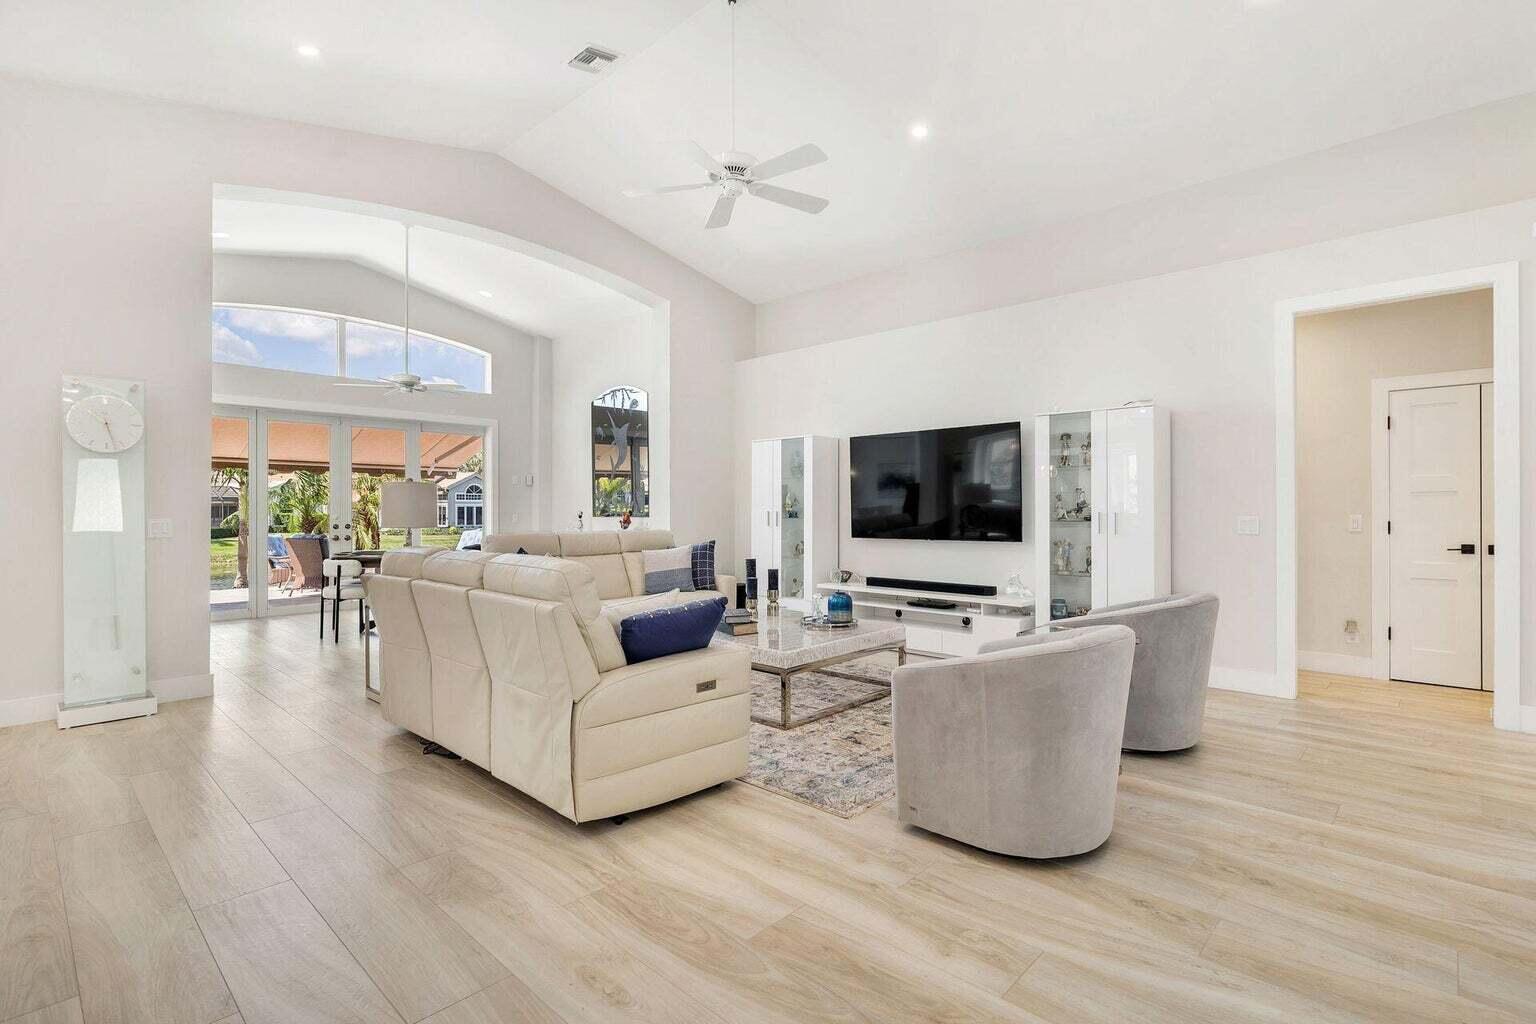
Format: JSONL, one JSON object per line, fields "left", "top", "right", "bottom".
{"left": 752, "top": 641, "right": 907, "bottom": 730}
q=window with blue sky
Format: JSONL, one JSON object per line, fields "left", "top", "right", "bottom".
{"left": 212, "top": 304, "right": 490, "bottom": 393}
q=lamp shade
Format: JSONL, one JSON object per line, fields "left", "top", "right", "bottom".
{"left": 73, "top": 458, "right": 124, "bottom": 533}
{"left": 380, "top": 480, "right": 439, "bottom": 529}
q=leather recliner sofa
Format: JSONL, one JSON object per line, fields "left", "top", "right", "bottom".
{"left": 363, "top": 539, "right": 750, "bottom": 823}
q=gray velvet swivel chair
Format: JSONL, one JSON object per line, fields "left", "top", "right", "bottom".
{"left": 891, "top": 625, "right": 1135, "bottom": 858}
{"left": 1056, "top": 593, "right": 1219, "bottom": 752}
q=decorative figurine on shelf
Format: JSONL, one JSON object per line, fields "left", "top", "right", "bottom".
{"left": 832, "top": 568, "right": 862, "bottom": 584}
{"left": 1051, "top": 540, "right": 1066, "bottom": 574}
{"left": 576, "top": 510, "right": 585, "bottom": 531}
{"left": 766, "top": 569, "right": 780, "bottom": 614}
{"left": 1053, "top": 490, "right": 1065, "bottom": 521}
{"left": 1064, "top": 540, "right": 1075, "bottom": 574}
{"left": 1084, "top": 548, "right": 1092, "bottom": 574}
{"left": 1058, "top": 432, "right": 1073, "bottom": 467}
{"left": 1080, "top": 434, "right": 1092, "bottom": 468}
{"left": 618, "top": 509, "right": 632, "bottom": 530}
{"left": 1073, "top": 487, "right": 1089, "bottom": 520}
{"left": 1005, "top": 571, "right": 1027, "bottom": 597}
{"left": 783, "top": 493, "right": 800, "bottom": 518}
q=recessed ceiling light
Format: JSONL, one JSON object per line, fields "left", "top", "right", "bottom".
{"left": 211, "top": 232, "right": 230, "bottom": 239}
{"left": 477, "top": 290, "right": 493, "bottom": 298}
{"left": 296, "top": 44, "right": 321, "bottom": 59}
{"left": 909, "top": 122, "right": 929, "bottom": 140}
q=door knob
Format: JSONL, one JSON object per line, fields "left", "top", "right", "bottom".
{"left": 1446, "top": 543, "right": 1476, "bottom": 554}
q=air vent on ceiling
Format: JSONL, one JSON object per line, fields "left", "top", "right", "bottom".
{"left": 567, "top": 45, "right": 620, "bottom": 73}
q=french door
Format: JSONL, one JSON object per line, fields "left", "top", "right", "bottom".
{"left": 211, "top": 406, "right": 487, "bottom": 620}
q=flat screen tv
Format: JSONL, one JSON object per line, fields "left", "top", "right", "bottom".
{"left": 850, "top": 421, "right": 1023, "bottom": 542}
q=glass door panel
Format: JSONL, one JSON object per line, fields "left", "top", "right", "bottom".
{"left": 210, "top": 414, "right": 252, "bottom": 614}
{"left": 265, "top": 418, "right": 332, "bottom": 610}
{"left": 350, "top": 425, "right": 408, "bottom": 551}
{"left": 421, "top": 428, "right": 486, "bottom": 549}
{"left": 1045, "top": 411, "right": 1093, "bottom": 618}
{"left": 780, "top": 437, "right": 807, "bottom": 602}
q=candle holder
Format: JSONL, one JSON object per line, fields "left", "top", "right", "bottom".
{"left": 766, "top": 569, "right": 780, "bottom": 614}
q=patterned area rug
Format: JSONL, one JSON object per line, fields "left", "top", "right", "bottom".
{"left": 743, "top": 651, "right": 901, "bottom": 818}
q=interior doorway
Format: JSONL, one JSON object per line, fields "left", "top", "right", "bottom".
{"left": 1380, "top": 375, "right": 1494, "bottom": 689}
{"left": 1275, "top": 263, "right": 1521, "bottom": 732}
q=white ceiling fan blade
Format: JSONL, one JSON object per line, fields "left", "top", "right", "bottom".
{"left": 622, "top": 182, "right": 712, "bottom": 198}
{"left": 705, "top": 195, "right": 736, "bottom": 229}
{"left": 748, "top": 182, "right": 829, "bottom": 215}
{"left": 421, "top": 381, "right": 466, "bottom": 391}
{"left": 749, "top": 143, "right": 827, "bottom": 182}
{"left": 677, "top": 141, "right": 727, "bottom": 178}
{"left": 333, "top": 381, "right": 394, "bottom": 388}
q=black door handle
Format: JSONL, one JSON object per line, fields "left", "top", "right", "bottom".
{"left": 1446, "top": 543, "right": 1476, "bottom": 554}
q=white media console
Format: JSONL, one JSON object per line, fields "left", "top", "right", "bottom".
{"left": 814, "top": 581, "right": 1035, "bottom": 657}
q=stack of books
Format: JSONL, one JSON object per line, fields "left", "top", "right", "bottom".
{"left": 718, "top": 608, "right": 757, "bottom": 637}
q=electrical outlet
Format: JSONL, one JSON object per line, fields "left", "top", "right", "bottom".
{"left": 1343, "top": 618, "right": 1360, "bottom": 644}
{"left": 1348, "top": 514, "right": 1364, "bottom": 533}
{"left": 147, "top": 518, "right": 172, "bottom": 539}
{"left": 1235, "top": 515, "right": 1260, "bottom": 536}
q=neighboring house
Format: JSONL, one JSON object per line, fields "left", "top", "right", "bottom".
{"left": 436, "top": 472, "right": 484, "bottom": 527}
{"left": 210, "top": 481, "right": 241, "bottom": 527}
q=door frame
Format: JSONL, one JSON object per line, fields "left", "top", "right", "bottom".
{"left": 1369, "top": 368, "right": 1493, "bottom": 684}
{"left": 1275, "top": 263, "right": 1521, "bottom": 730}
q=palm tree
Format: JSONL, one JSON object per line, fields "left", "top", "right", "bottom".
{"left": 351, "top": 472, "right": 396, "bottom": 550}
{"left": 594, "top": 475, "right": 632, "bottom": 517}
{"left": 269, "top": 470, "right": 329, "bottom": 535}
{"left": 213, "top": 467, "right": 249, "bottom": 586}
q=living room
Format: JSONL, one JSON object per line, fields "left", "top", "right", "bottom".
{"left": 4, "top": 3, "right": 1536, "bottom": 1023}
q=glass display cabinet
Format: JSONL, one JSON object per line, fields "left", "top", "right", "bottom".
{"left": 750, "top": 435, "right": 838, "bottom": 613}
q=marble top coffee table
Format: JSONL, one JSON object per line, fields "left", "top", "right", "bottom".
{"left": 712, "top": 614, "right": 906, "bottom": 729}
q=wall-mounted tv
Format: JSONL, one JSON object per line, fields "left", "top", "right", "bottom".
{"left": 849, "top": 421, "right": 1023, "bottom": 542}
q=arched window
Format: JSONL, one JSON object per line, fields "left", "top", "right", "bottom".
{"left": 212, "top": 304, "right": 491, "bottom": 393}
{"left": 456, "top": 483, "right": 484, "bottom": 527}
{"left": 592, "top": 386, "right": 649, "bottom": 517}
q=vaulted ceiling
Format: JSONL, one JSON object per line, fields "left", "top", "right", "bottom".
{"left": 7, "top": 0, "right": 1536, "bottom": 303}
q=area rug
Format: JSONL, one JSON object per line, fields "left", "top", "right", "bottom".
{"left": 743, "top": 651, "right": 901, "bottom": 818}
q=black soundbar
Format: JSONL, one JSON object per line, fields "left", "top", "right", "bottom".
{"left": 866, "top": 575, "right": 997, "bottom": 598}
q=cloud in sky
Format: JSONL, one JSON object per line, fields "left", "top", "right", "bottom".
{"left": 343, "top": 322, "right": 404, "bottom": 357}
{"left": 212, "top": 323, "right": 262, "bottom": 365}
{"left": 220, "top": 307, "right": 336, "bottom": 344}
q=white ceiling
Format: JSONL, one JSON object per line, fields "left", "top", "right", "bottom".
{"left": 213, "top": 200, "right": 650, "bottom": 337}
{"left": 12, "top": 1, "right": 1536, "bottom": 303}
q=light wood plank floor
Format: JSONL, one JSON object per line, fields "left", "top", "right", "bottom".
{"left": 2, "top": 614, "right": 1534, "bottom": 1023}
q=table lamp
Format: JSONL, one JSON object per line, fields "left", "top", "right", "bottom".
{"left": 380, "top": 480, "right": 439, "bottom": 546}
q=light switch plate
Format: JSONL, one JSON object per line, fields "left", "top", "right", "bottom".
{"left": 147, "top": 518, "right": 172, "bottom": 539}
{"left": 1236, "top": 515, "right": 1261, "bottom": 536}
{"left": 1347, "top": 513, "right": 1364, "bottom": 534}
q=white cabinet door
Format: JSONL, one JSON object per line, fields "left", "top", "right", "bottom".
{"left": 750, "top": 439, "right": 780, "bottom": 584}
{"left": 1105, "top": 406, "right": 1155, "bottom": 605}
{"left": 1389, "top": 385, "right": 1482, "bottom": 688}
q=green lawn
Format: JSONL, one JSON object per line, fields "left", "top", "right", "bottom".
{"left": 209, "top": 528, "right": 466, "bottom": 586}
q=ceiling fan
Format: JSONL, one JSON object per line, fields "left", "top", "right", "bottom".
{"left": 622, "top": 0, "right": 828, "bottom": 229}
{"left": 335, "top": 225, "right": 466, "bottom": 396}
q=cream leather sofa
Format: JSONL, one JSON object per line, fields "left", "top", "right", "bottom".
{"left": 364, "top": 539, "right": 750, "bottom": 823}
{"left": 482, "top": 529, "right": 736, "bottom": 609}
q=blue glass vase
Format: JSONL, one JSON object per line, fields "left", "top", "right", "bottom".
{"left": 827, "top": 590, "right": 854, "bottom": 624}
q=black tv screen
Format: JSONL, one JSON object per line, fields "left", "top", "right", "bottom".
{"left": 850, "top": 421, "right": 1023, "bottom": 542}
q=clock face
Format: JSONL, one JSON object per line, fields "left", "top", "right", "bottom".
{"left": 66, "top": 394, "right": 144, "bottom": 453}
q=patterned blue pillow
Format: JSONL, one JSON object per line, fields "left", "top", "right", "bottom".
{"left": 690, "top": 540, "right": 716, "bottom": 592}
{"left": 619, "top": 595, "right": 727, "bottom": 664}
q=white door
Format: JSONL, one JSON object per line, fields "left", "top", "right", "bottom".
{"left": 1480, "top": 383, "right": 1494, "bottom": 691}
{"left": 750, "top": 439, "right": 780, "bottom": 589}
{"left": 1388, "top": 385, "right": 1482, "bottom": 688}
{"left": 1104, "top": 406, "right": 1155, "bottom": 605}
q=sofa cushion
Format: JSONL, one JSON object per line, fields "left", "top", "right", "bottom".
{"left": 641, "top": 545, "right": 696, "bottom": 594}
{"left": 618, "top": 529, "right": 676, "bottom": 552}
{"left": 378, "top": 547, "right": 436, "bottom": 579}
{"left": 481, "top": 554, "right": 626, "bottom": 672}
{"left": 600, "top": 589, "right": 682, "bottom": 637}
{"left": 690, "top": 540, "right": 717, "bottom": 592}
{"left": 619, "top": 595, "right": 727, "bottom": 665}
{"left": 420, "top": 549, "right": 498, "bottom": 587}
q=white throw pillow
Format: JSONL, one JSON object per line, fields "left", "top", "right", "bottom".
{"left": 641, "top": 545, "right": 696, "bottom": 594}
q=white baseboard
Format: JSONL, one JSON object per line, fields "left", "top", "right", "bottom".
{"left": 0, "top": 672, "right": 213, "bottom": 729}
{"left": 152, "top": 672, "right": 215, "bottom": 702}
{"left": 1519, "top": 705, "right": 1536, "bottom": 734}
{"left": 0, "top": 691, "right": 65, "bottom": 729}
{"left": 1208, "top": 666, "right": 1285, "bottom": 698}
{"left": 1297, "top": 650, "right": 1379, "bottom": 679}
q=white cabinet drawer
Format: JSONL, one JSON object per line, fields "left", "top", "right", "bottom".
{"left": 903, "top": 625, "right": 946, "bottom": 654}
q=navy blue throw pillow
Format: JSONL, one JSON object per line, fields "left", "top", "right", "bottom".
{"left": 619, "top": 594, "right": 727, "bottom": 665}
{"left": 690, "top": 540, "right": 717, "bottom": 592}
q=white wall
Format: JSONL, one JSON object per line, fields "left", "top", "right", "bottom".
{"left": 737, "top": 196, "right": 1536, "bottom": 703}
{"left": 1296, "top": 290, "right": 1493, "bottom": 663}
{"left": 548, "top": 310, "right": 668, "bottom": 533}
{"left": 0, "top": 75, "right": 753, "bottom": 725}
{"left": 213, "top": 253, "right": 542, "bottom": 529}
